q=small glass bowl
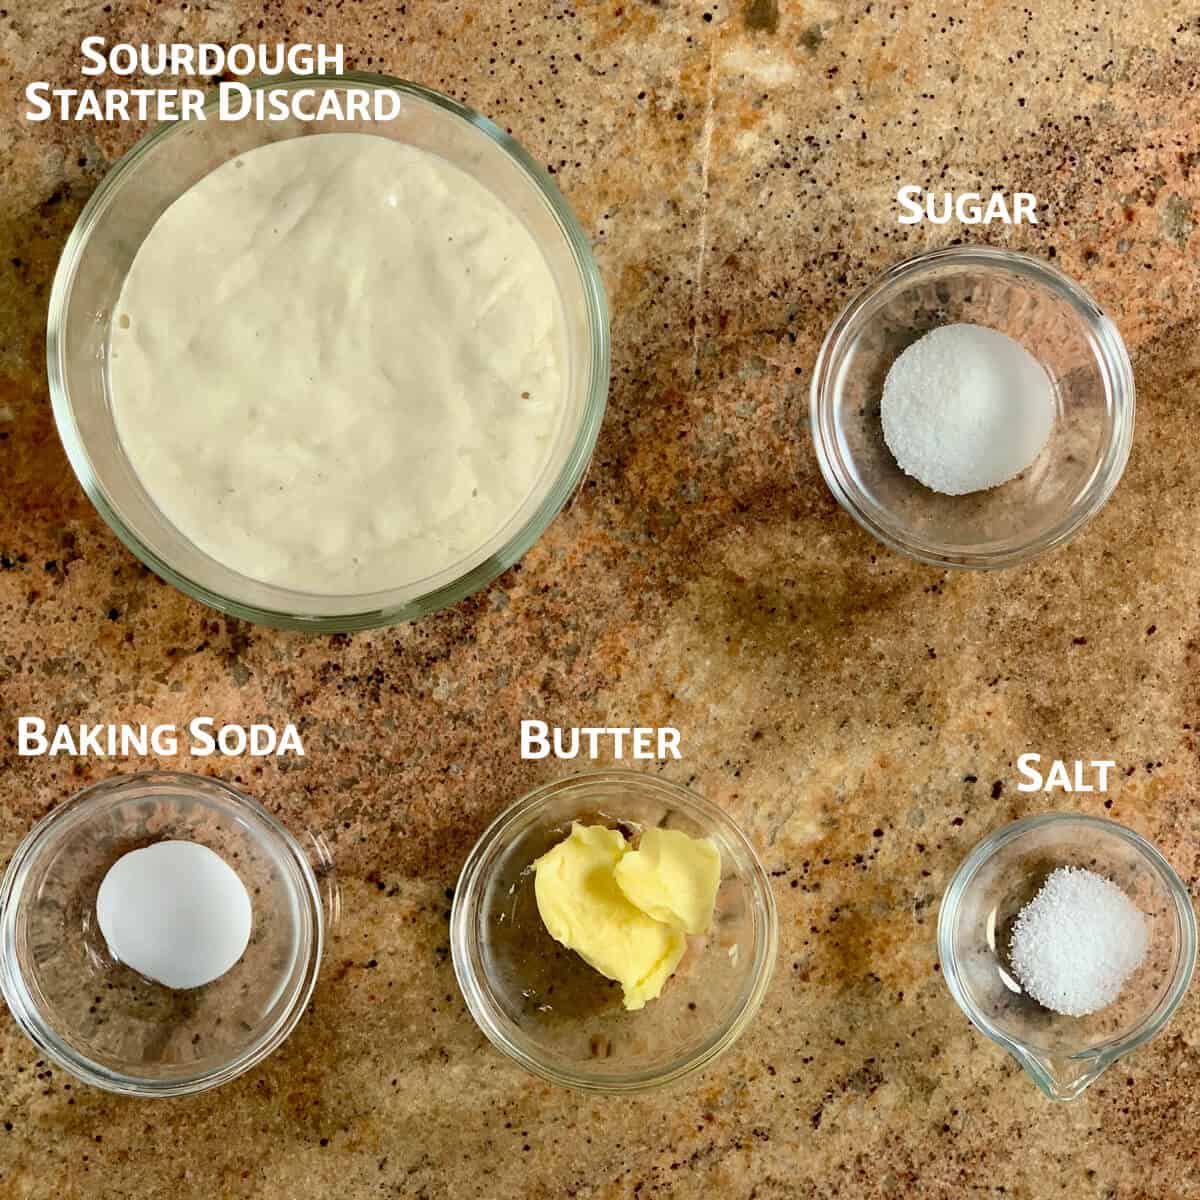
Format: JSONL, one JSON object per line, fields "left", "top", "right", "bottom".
{"left": 810, "top": 247, "right": 1134, "bottom": 569}
{"left": 0, "top": 772, "right": 328, "bottom": 1096}
{"left": 48, "top": 74, "right": 609, "bottom": 630}
{"left": 450, "top": 771, "right": 778, "bottom": 1093}
{"left": 938, "top": 813, "right": 1196, "bottom": 1101}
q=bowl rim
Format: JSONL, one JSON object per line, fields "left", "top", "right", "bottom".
{"left": 936, "top": 812, "right": 1197, "bottom": 1081}
{"left": 449, "top": 769, "right": 779, "bottom": 1094}
{"left": 47, "top": 72, "right": 610, "bottom": 631}
{"left": 809, "top": 244, "right": 1136, "bottom": 570}
{"left": 0, "top": 771, "right": 325, "bottom": 1097}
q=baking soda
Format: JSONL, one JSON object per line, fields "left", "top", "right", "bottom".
{"left": 96, "top": 840, "right": 253, "bottom": 989}
{"left": 1008, "top": 866, "right": 1148, "bottom": 1017}
{"left": 881, "top": 323, "right": 1054, "bottom": 495}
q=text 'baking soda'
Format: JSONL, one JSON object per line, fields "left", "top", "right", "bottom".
{"left": 17, "top": 717, "right": 306, "bottom": 758}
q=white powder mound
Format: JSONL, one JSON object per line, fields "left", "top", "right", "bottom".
{"left": 1008, "top": 866, "right": 1148, "bottom": 1018}
{"left": 881, "top": 323, "right": 1055, "bottom": 496}
{"left": 97, "top": 840, "right": 253, "bottom": 990}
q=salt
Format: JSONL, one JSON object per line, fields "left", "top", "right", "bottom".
{"left": 96, "top": 840, "right": 253, "bottom": 990}
{"left": 881, "top": 323, "right": 1055, "bottom": 495}
{"left": 1008, "top": 866, "right": 1148, "bottom": 1017}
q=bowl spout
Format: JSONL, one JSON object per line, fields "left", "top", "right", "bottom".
{"left": 1012, "top": 1045, "right": 1110, "bottom": 1102}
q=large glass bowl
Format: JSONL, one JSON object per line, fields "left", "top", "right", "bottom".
{"left": 48, "top": 74, "right": 609, "bottom": 630}
{"left": 450, "top": 771, "right": 778, "bottom": 1093}
{"left": 810, "top": 247, "right": 1133, "bottom": 569}
{"left": 0, "top": 772, "right": 329, "bottom": 1097}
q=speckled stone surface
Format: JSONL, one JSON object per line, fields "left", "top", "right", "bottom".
{"left": 2, "top": 1, "right": 1200, "bottom": 1196}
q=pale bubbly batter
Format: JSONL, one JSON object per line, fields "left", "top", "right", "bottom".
{"left": 109, "top": 133, "right": 566, "bottom": 594}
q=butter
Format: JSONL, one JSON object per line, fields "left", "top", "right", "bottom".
{"left": 613, "top": 827, "right": 721, "bottom": 935}
{"left": 532, "top": 822, "right": 720, "bottom": 1011}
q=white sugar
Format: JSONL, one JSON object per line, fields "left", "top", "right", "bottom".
{"left": 96, "top": 840, "right": 253, "bottom": 990}
{"left": 1009, "top": 866, "right": 1148, "bottom": 1017}
{"left": 881, "top": 323, "right": 1055, "bottom": 495}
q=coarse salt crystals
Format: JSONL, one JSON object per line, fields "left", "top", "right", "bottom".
{"left": 1009, "top": 866, "right": 1148, "bottom": 1017}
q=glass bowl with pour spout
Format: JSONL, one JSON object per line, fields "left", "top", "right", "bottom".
{"left": 937, "top": 813, "right": 1196, "bottom": 1101}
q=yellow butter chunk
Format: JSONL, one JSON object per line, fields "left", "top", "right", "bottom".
{"left": 533, "top": 823, "right": 686, "bottom": 1011}
{"left": 613, "top": 827, "right": 721, "bottom": 935}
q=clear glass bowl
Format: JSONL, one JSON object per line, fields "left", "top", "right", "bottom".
{"left": 0, "top": 772, "right": 329, "bottom": 1096}
{"left": 48, "top": 74, "right": 609, "bottom": 630}
{"left": 450, "top": 771, "right": 778, "bottom": 1093}
{"left": 938, "top": 813, "right": 1196, "bottom": 1101}
{"left": 810, "top": 247, "right": 1134, "bottom": 569}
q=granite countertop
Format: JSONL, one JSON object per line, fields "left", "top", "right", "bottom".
{"left": 3, "top": 1, "right": 1200, "bottom": 1196}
